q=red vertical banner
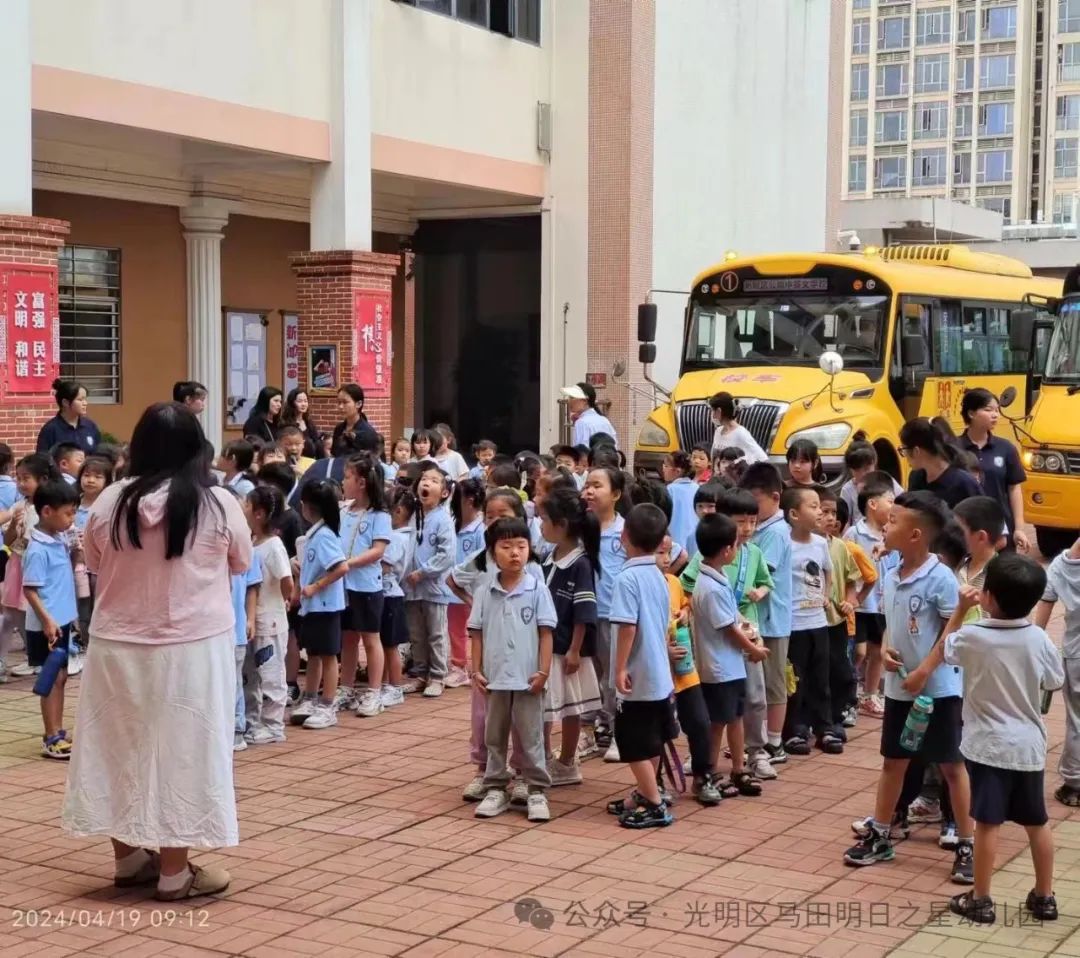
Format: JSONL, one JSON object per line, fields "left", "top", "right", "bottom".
{"left": 0, "top": 265, "right": 60, "bottom": 402}
{"left": 352, "top": 289, "right": 391, "bottom": 398}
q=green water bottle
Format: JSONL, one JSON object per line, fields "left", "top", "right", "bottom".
{"left": 900, "top": 696, "right": 934, "bottom": 753}
{"left": 673, "top": 625, "right": 695, "bottom": 677}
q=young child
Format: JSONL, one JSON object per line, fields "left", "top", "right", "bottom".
{"left": 2, "top": 454, "right": 62, "bottom": 678}
{"left": 409, "top": 429, "right": 434, "bottom": 462}
{"left": 693, "top": 513, "right": 770, "bottom": 797}
{"left": 73, "top": 455, "right": 114, "bottom": 655}
{"left": 244, "top": 486, "right": 293, "bottom": 745}
{"left": 448, "top": 478, "right": 486, "bottom": 687}
{"left": 219, "top": 440, "right": 256, "bottom": 498}
{"left": 904, "top": 553, "right": 1064, "bottom": 924}
{"left": 608, "top": 503, "right": 677, "bottom": 828}
{"left": 662, "top": 451, "right": 698, "bottom": 556}
{"left": 716, "top": 488, "right": 775, "bottom": 781}
{"left": 431, "top": 428, "right": 470, "bottom": 482}
{"left": 0, "top": 443, "right": 17, "bottom": 518}
{"left": 338, "top": 453, "right": 392, "bottom": 717}
{"left": 290, "top": 480, "right": 348, "bottom": 730}
{"left": 277, "top": 426, "right": 316, "bottom": 476}
{"left": 230, "top": 517, "right": 263, "bottom": 752}
{"left": 715, "top": 447, "right": 747, "bottom": 484}
{"left": 403, "top": 461, "right": 455, "bottom": 697}
{"left": 550, "top": 444, "right": 577, "bottom": 476}
{"left": 844, "top": 473, "right": 899, "bottom": 717}
{"left": 781, "top": 486, "right": 836, "bottom": 755}
{"left": 538, "top": 485, "right": 602, "bottom": 786}
{"left": 831, "top": 497, "right": 877, "bottom": 729}
{"left": 256, "top": 442, "right": 287, "bottom": 469}
{"left": 839, "top": 441, "right": 903, "bottom": 523}
{"left": 470, "top": 440, "right": 498, "bottom": 480}
{"left": 379, "top": 487, "right": 417, "bottom": 706}
{"left": 844, "top": 491, "right": 974, "bottom": 886}
{"left": 23, "top": 480, "right": 79, "bottom": 758}
{"left": 572, "top": 445, "right": 590, "bottom": 489}
{"left": 689, "top": 444, "right": 712, "bottom": 485}
{"left": 740, "top": 463, "right": 792, "bottom": 765}
{"left": 469, "top": 517, "right": 555, "bottom": 822}
{"left": 384, "top": 437, "right": 411, "bottom": 484}
{"left": 51, "top": 442, "right": 85, "bottom": 485}
{"left": 953, "top": 496, "right": 1005, "bottom": 617}
{"left": 786, "top": 439, "right": 826, "bottom": 487}
{"left": 582, "top": 466, "right": 630, "bottom": 760}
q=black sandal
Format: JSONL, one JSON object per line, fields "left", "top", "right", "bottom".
{"left": 732, "top": 771, "right": 762, "bottom": 797}
{"left": 607, "top": 790, "right": 646, "bottom": 816}
{"left": 716, "top": 778, "right": 740, "bottom": 799}
{"left": 949, "top": 892, "right": 995, "bottom": 925}
{"left": 1054, "top": 785, "right": 1080, "bottom": 808}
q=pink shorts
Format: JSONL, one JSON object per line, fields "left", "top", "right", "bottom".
{"left": 1, "top": 554, "right": 25, "bottom": 611}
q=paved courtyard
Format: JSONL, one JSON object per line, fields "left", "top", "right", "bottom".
{"left": 0, "top": 600, "right": 1077, "bottom": 958}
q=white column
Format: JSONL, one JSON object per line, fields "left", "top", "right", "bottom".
{"left": 310, "top": 0, "right": 373, "bottom": 251}
{"left": 0, "top": 0, "right": 32, "bottom": 214}
{"left": 181, "top": 199, "right": 229, "bottom": 452}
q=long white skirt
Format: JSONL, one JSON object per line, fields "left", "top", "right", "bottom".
{"left": 62, "top": 630, "right": 239, "bottom": 849}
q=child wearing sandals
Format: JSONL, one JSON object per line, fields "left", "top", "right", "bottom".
{"left": 447, "top": 478, "right": 486, "bottom": 688}
{"left": 538, "top": 484, "right": 602, "bottom": 786}
{"left": 378, "top": 487, "right": 417, "bottom": 706}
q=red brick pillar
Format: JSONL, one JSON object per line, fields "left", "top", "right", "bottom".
{"left": 289, "top": 250, "right": 401, "bottom": 441}
{"left": 0, "top": 215, "right": 71, "bottom": 453}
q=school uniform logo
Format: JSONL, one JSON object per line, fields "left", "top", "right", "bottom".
{"left": 994, "top": 456, "right": 1004, "bottom": 468}
{"left": 462, "top": 535, "right": 477, "bottom": 554}
{"left": 607, "top": 538, "right": 624, "bottom": 557}
{"left": 306, "top": 548, "right": 316, "bottom": 563}
{"left": 521, "top": 606, "right": 535, "bottom": 625}
{"left": 908, "top": 595, "right": 923, "bottom": 635}
{"left": 359, "top": 520, "right": 369, "bottom": 534}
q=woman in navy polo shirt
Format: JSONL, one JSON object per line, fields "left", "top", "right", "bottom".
{"left": 957, "top": 388, "right": 1030, "bottom": 552}
{"left": 36, "top": 379, "right": 101, "bottom": 456}
{"left": 901, "top": 417, "right": 982, "bottom": 509}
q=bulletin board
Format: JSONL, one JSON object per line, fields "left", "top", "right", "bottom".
{"left": 225, "top": 310, "right": 267, "bottom": 426}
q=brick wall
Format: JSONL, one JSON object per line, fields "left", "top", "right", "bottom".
{"left": 289, "top": 249, "right": 401, "bottom": 443}
{"left": 0, "top": 215, "right": 71, "bottom": 454}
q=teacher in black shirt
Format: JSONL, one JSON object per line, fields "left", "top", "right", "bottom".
{"left": 901, "top": 417, "right": 983, "bottom": 509}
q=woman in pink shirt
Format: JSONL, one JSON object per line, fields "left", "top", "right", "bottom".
{"left": 62, "top": 403, "right": 252, "bottom": 901}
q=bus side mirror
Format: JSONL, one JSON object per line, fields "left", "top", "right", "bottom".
{"left": 637, "top": 303, "right": 657, "bottom": 343}
{"left": 639, "top": 343, "right": 657, "bottom": 364}
{"left": 1011, "top": 310, "right": 1036, "bottom": 353}
{"left": 901, "top": 335, "right": 927, "bottom": 368}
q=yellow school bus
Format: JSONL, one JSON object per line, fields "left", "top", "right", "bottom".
{"left": 634, "top": 245, "right": 1062, "bottom": 487}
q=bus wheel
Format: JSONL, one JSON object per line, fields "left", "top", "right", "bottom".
{"left": 1035, "top": 526, "right": 1077, "bottom": 560}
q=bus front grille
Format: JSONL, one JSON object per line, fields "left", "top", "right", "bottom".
{"left": 675, "top": 400, "right": 786, "bottom": 454}
{"left": 1067, "top": 453, "right": 1080, "bottom": 474}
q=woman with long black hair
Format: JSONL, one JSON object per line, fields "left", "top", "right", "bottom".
{"left": 901, "top": 417, "right": 983, "bottom": 508}
{"left": 280, "top": 388, "right": 324, "bottom": 459}
{"left": 243, "top": 386, "right": 283, "bottom": 443}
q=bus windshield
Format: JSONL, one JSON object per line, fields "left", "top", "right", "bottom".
{"left": 1045, "top": 301, "right": 1080, "bottom": 383}
{"left": 684, "top": 295, "right": 889, "bottom": 369}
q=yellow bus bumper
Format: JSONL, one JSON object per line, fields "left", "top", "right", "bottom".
{"left": 1026, "top": 474, "right": 1080, "bottom": 530}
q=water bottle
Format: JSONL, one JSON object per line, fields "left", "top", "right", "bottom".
{"left": 33, "top": 633, "right": 70, "bottom": 697}
{"left": 672, "top": 625, "right": 695, "bottom": 676}
{"left": 900, "top": 695, "right": 934, "bottom": 753}
{"left": 1041, "top": 688, "right": 1054, "bottom": 715}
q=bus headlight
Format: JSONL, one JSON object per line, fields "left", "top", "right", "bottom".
{"left": 786, "top": 423, "right": 852, "bottom": 451}
{"left": 1028, "top": 450, "right": 1068, "bottom": 473}
{"left": 638, "top": 421, "right": 671, "bottom": 448}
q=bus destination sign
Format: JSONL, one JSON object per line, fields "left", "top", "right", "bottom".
{"left": 699, "top": 264, "right": 887, "bottom": 299}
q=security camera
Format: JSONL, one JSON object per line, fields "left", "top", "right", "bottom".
{"left": 848, "top": 232, "right": 862, "bottom": 252}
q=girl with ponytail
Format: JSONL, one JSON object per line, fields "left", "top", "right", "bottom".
{"left": 900, "top": 417, "right": 983, "bottom": 509}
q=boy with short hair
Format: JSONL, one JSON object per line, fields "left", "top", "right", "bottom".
{"left": 740, "top": 463, "right": 792, "bottom": 765}
{"left": 470, "top": 440, "right": 498, "bottom": 480}
{"left": 277, "top": 426, "right": 315, "bottom": 475}
{"left": 51, "top": 442, "right": 85, "bottom": 485}
{"left": 844, "top": 472, "right": 900, "bottom": 716}
{"left": 839, "top": 449, "right": 904, "bottom": 524}
{"left": 952, "top": 496, "right": 1005, "bottom": 618}
{"left": 693, "top": 513, "right": 770, "bottom": 797}
{"left": 22, "top": 480, "right": 79, "bottom": 759}
{"left": 905, "top": 553, "right": 1064, "bottom": 924}
{"left": 231, "top": 553, "right": 263, "bottom": 751}
{"left": 844, "top": 491, "right": 974, "bottom": 886}
{"left": 609, "top": 503, "right": 678, "bottom": 828}
{"left": 677, "top": 483, "right": 725, "bottom": 595}
{"left": 833, "top": 497, "right": 877, "bottom": 728}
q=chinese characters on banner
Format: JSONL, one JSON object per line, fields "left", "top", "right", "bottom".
{"left": 283, "top": 312, "right": 300, "bottom": 395}
{"left": 0, "top": 265, "right": 59, "bottom": 401}
{"left": 352, "top": 289, "right": 391, "bottom": 398}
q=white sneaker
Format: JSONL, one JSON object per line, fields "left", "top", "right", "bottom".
{"left": 10, "top": 662, "right": 41, "bottom": 677}
{"left": 66, "top": 651, "right": 84, "bottom": 676}
{"left": 603, "top": 741, "right": 620, "bottom": 763}
{"left": 475, "top": 789, "right": 510, "bottom": 818}
{"left": 748, "top": 751, "right": 778, "bottom": 781}
{"left": 548, "top": 758, "right": 583, "bottom": 786}
{"left": 233, "top": 733, "right": 248, "bottom": 752}
{"left": 332, "top": 687, "right": 356, "bottom": 712}
{"left": 399, "top": 677, "right": 425, "bottom": 694}
{"left": 290, "top": 697, "right": 316, "bottom": 725}
{"left": 842, "top": 706, "right": 858, "bottom": 728}
{"left": 354, "top": 689, "right": 384, "bottom": 718}
{"left": 462, "top": 776, "right": 487, "bottom": 802}
{"left": 286, "top": 685, "right": 301, "bottom": 707}
{"left": 576, "top": 728, "right": 600, "bottom": 761}
{"left": 380, "top": 684, "right": 404, "bottom": 708}
{"left": 908, "top": 795, "right": 943, "bottom": 824}
{"left": 444, "top": 666, "right": 470, "bottom": 688}
{"left": 527, "top": 792, "right": 551, "bottom": 822}
{"left": 245, "top": 726, "right": 278, "bottom": 746}
{"left": 303, "top": 704, "right": 338, "bottom": 730}
{"left": 510, "top": 779, "right": 530, "bottom": 806}
{"left": 422, "top": 679, "right": 444, "bottom": 698}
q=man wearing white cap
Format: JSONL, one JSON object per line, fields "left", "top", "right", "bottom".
{"left": 561, "top": 382, "right": 618, "bottom": 450}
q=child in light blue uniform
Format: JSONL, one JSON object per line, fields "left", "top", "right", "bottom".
{"left": 663, "top": 452, "right": 699, "bottom": 555}
{"left": 231, "top": 555, "right": 262, "bottom": 751}
{"left": 448, "top": 478, "right": 486, "bottom": 687}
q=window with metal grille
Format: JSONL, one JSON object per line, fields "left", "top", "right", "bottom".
{"left": 58, "top": 246, "right": 120, "bottom": 403}
{"left": 404, "top": 0, "right": 539, "bottom": 43}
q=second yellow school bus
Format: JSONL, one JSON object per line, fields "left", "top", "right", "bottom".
{"left": 634, "top": 245, "right": 1061, "bottom": 486}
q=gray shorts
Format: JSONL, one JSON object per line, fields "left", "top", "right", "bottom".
{"left": 762, "top": 636, "right": 790, "bottom": 706}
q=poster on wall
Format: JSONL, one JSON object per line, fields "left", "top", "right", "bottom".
{"left": 308, "top": 344, "right": 339, "bottom": 394}
{"left": 225, "top": 310, "right": 266, "bottom": 426}
{"left": 283, "top": 312, "right": 299, "bottom": 396}
{"left": 0, "top": 265, "right": 60, "bottom": 402}
{"left": 353, "top": 289, "right": 391, "bottom": 398}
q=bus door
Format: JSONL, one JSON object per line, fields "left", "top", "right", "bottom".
{"left": 890, "top": 297, "right": 935, "bottom": 424}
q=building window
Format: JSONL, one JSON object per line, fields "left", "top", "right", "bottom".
{"left": 852, "top": 19, "right": 870, "bottom": 54}
{"left": 1062, "top": 43, "right": 1080, "bottom": 82}
{"left": 878, "top": 15, "right": 911, "bottom": 51}
{"left": 850, "top": 111, "right": 868, "bottom": 147}
{"left": 876, "top": 63, "right": 909, "bottom": 97}
{"left": 1061, "top": 0, "right": 1080, "bottom": 34}
{"left": 955, "top": 103, "right": 973, "bottom": 137}
{"left": 1059, "top": 95, "right": 1080, "bottom": 131}
{"left": 1053, "top": 192, "right": 1077, "bottom": 223}
{"left": 916, "top": 8, "right": 951, "bottom": 44}
{"left": 58, "top": 246, "right": 120, "bottom": 403}
{"left": 1056, "top": 138, "right": 1079, "bottom": 178}
{"left": 874, "top": 156, "right": 907, "bottom": 189}
{"left": 915, "top": 101, "right": 948, "bottom": 139}
{"left": 913, "top": 148, "right": 947, "bottom": 186}
{"left": 982, "top": 5, "right": 1017, "bottom": 40}
{"left": 977, "top": 149, "right": 1013, "bottom": 184}
{"left": 514, "top": 0, "right": 540, "bottom": 43}
{"left": 853, "top": 0, "right": 870, "bottom": 7}
{"left": 954, "top": 152, "right": 972, "bottom": 184}
{"left": 977, "top": 196, "right": 1012, "bottom": 223}
{"left": 980, "top": 54, "right": 1015, "bottom": 90}
{"left": 958, "top": 8, "right": 975, "bottom": 42}
{"left": 405, "top": 0, "right": 540, "bottom": 43}
{"left": 980, "top": 101, "right": 1014, "bottom": 136}
{"left": 956, "top": 57, "right": 974, "bottom": 91}
{"left": 876, "top": 109, "right": 908, "bottom": 144}
{"left": 849, "top": 156, "right": 867, "bottom": 192}
{"left": 915, "top": 53, "right": 950, "bottom": 92}
{"left": 851, "top": 63, "right": 870, "bottom": 101}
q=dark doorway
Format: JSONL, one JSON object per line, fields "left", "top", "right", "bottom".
{"left": 414, "top": 216, "right": 540, "bottom": 455}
